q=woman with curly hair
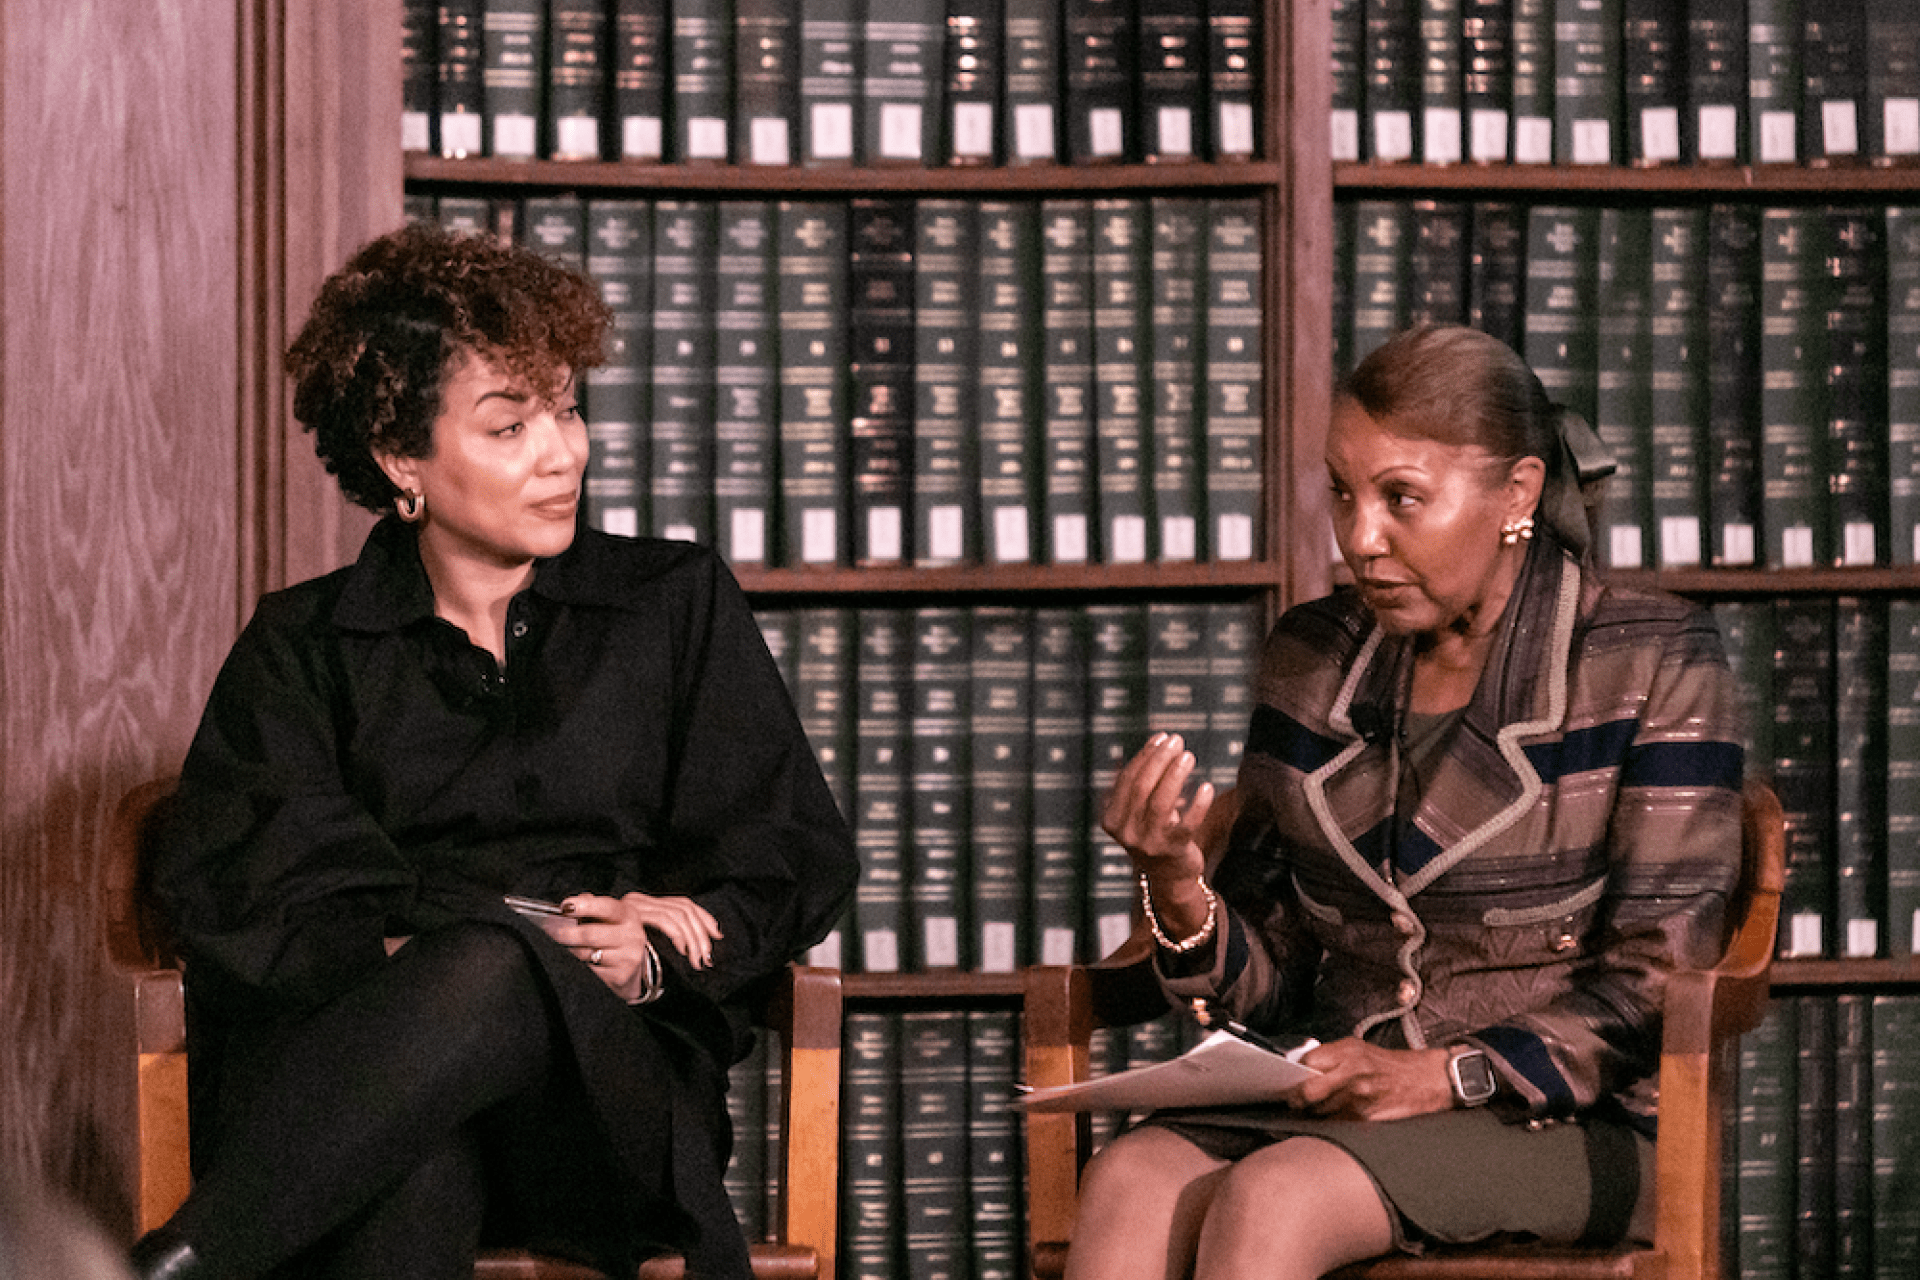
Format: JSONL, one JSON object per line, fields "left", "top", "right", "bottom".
{"left": 129, "top": 224, "right": 857, "bottom": 1280}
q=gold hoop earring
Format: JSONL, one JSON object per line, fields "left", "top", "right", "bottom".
{"left": 397, "top": 489, "right": 425, "bottom": 522}
{"left": 1500, "top": 515, "right": 1534, "bottom": 546}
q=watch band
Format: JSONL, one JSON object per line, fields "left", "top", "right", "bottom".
{"left": 1447, "top": 1046, "right": 1497, "bottom": 1107}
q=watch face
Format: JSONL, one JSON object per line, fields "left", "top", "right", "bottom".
{"left": 1452, "top": 1049, "right": 1496, "bottom": 1104}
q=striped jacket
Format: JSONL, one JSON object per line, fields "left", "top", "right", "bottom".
{"left": 1157, "top": 535, "right": 1745, "bottom": 1126}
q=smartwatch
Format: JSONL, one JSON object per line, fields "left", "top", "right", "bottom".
{"left": 1448, "top": 1046, "right": 1497, "bottom": 1107}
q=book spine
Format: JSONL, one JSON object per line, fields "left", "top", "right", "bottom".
{"left": 1795, "top": 995, "right": 1837, "bottom": 1279}
{"left": 1508, "top": 0, "right": 1555, "bottom": 162}
{"left": 840, "top": 1011, "right": 903, "bottom": 1280}
{"left": 1333, "top": 201, "right": 1356, "bottom": 378}
{"left": 672, "top": 0, "right": 733, "bottom": 161}
{"left": 1138, "top": 0, "right": 1208, "bottom": 161}
{"left": 1466, "top": 201, "right": 1526, "bottom": 353}
{"left": 1706, "top": 203, "right": 1764, "bottom": 567}
{"left": 912, "top": 200, "right": 980, "bottom": 566}
{"left": 1206, "top": 0, "right": 1262, "bottom": 159}
{"left": 977, "top": 201, "right": 1043, "bottom": 566}
{"left": 942, "top": 0, "right": 1003, "bottom": 164}
{"left": 582, "top": 199, "right": 652, "bottom": 540}
{"left": 649, "top": 201, "right": 718, "bottom": 545}
{"left": 1554, "top": 0, "right": 1622, "bottom": 165}
{"left": 849, "top": 198, "right": 917, "bottom": 565}
{"left": 1092, "top": 198, "right": 1153, "bottom": 564}
{"left": 403, "top": 192, "right": 438, "bottom": 226}
{"left": 966, "top": 1009, "right": 1025, "bottom": 1280}
{"left": 1408, "top": 198, "right": 1468, "bottom": 327}
{"left": 1463, "top": 0, "right": 1513, "bottom": 162}
{"left": 1623, "top": 0, "right": 1687, "bottom": 165}
{"left": 854, "top": 609, "right": 911, "bottom": 973}
{"left": 611, "top": 0, "right": 669, "bottom": 161}
{"left": 1687, "top": 0, "right": 1749, "bottom": 162}
{"left": 1891, "top": 207, "right": 1920, "bottom": 566}
{"left": 1647, "top": 206, "right": 1709, "bottom": 569}
{"left": 909, "top": 607, "right": 971, "bottom": 970}
{"left": 1594, "top": 207, "right": 1654, "bottom": 571}
{"left": 547, "top": 0, "right": 606, "bottom": 160}
{"left": 1148, "top": 602, "right": 1212, "bottom": 775}
{"left": 1086, "top": 603, "right": 1150, "bottom": 959}
{"left": 1031, "top": 608, "right": 1090, "bottom": 966}
{"left": 796, "top": 606, "right": 857, "bottom": 968}
{"left": 1418, "top": 0, "right": 1465, "bottom": 164}
{"left": 1066, "top": 0, "right": 1138, "bottom": 162}
{"left": 1713, "top": 599, "right": 1775, "bottom": 770}
{"left": 1748, "top": 0, "right": 1804, "bottom": 165}
{"left": 1759, "top": 207, "right": 1830, "bottom": 569}
{"left": 970, "top": 607, "right": 1033, "bottom": 973}
{"left": 1887, "top": 602, "right": 1920, "bottom": 959}
{"left": 1004, "top": 0, "right": 1064, "bottom": 163}
{"left": 482, "top": 0, "right": 543, "bottom": 159}
{"left": 1865, "top": 0, "right": 1920, "bottom": 164}
{"left": 725, "top": 1032, "right": 770, "bottom": 1239}
{"left": 522, "top": 194, "right": 586, "bottom": 268}
{"left": 1737, "top": 997, "right": 1798, "bottom": 1280}
{"left": 1773, "top": 599, "right": 1837, "bottom": 959}
{"left": 736, "top": 0, "right": 800, "bottom": 165}
{"left": 800, "top": 0, "right": 861, "bottom": 164}
{"left": 1835, "top": 599, "right": 1888, "bottom": 959}
{"left": 1803, "top": 0, "right": 1871, "bottom": 166}
{"left": 1204, "top": 198, "right": 1264, "bottom": 563}
{"left": 1041, "top": 200, "right": 1098, "bottom": 565}
{"left": 402, "top": 0, "right": 437, "bottom": 154}
{"left": 1522, "top": 207, "right": 1601, "bottom": 441}
{"left": 778, "top": 201, "right": 850, "bottom": 567}
{"left": 1364, "top": 0, "right": 1420, "bottom": 161}
{"left": 863, "top": 0, "right": 944, "bottom": 164}
{"left": 714, "top": 201, "right": 779, "bottom": 565}
{"left": 1204, "top": 598, "right": 1263, "bottom": 790}
{"left": 1329, "top": 0, "right": 1366, "bottom": 161}
{"left": 762, "top": 1027, "right": 785, "bottom": 1236}
{"left": 1824, "top": 205, "right": 1889, "bottom": 568}
{"left": 1349, "top": 199, "right": 1412, "bottom": 368}
{"left": 1150, "top": 197, "right": 1206, "bottom": 562}
{"left": 900, "top": 1010, "right": 972, "bottom": 1280}
{"left": 1871, "top": 995, "right": 1920, "bottom": 1276}
{"left": 1834, "top": 994, "right": 1874, "bottom": 1279}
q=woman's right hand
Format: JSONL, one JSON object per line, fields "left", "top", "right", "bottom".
{"left": 1103, "top": 733, "right": 1215, "bottom": 936}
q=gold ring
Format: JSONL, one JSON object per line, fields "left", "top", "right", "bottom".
{"left": 589, "top": 948, "right": 604, "bottom": 966}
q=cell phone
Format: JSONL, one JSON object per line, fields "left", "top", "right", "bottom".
{"left": 504, "top": 893, "right": 568, "bottom": 918}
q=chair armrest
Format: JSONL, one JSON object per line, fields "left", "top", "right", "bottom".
{"left": 766, "top": 965, "right": 842, "bottom": 1280}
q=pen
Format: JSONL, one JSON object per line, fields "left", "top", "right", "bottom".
{"left": 1189, "top": 999, "right": 1283, "bottom": 1054}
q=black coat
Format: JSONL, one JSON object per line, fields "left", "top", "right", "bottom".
{"left": 149, "top": 517, "right": 858, "bottom": 1272}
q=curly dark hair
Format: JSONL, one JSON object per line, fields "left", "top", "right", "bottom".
{"left": 285, "top": 222, "right": 611, "bottom": 512}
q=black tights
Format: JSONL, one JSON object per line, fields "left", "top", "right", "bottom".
{"left": 171, "top": 922, "right": 598, "bottom": 1280}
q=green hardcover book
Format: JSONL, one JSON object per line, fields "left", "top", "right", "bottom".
{"left": 909, "top": 607, "right": 971, "bottom": 970}
{"left": 1463, "top": 0, "right": 1513, "bottom": 162}
{"left": 1624, "top": 0, "right": 1686, "bottom": 165}
{"left": 840, "top": 1011, "right": 903, "bottom": 1279}
{"left": 1834, "top": 994, "right": 1874, "bottom": 1278}
{"left": 1774, "top": 599, "right": 1837, "bottom": 959}
{"left": 1835, "top": 599, "right": 1888, "bottom": 958}
{"left": 1207, "top": 0, "right": 1262, "bottom": 159}
{"left": 1738, "top": 998, "right": 1798, "bottom": 1280}
{"left": 854, "top": 609, "right": 911, "bottom": 973}
{"left": 402, "top": 0, "right": 437, "bottom": 154}
{"left": 1204, "top": 198, "right": 1264, "bottom": 562}
{"left": 1648, "top": 207, "right": 1709, "bottom": 569}
{"left": 1205, "top": 598, "right": 1263, "bottom": 790}
{"left": 912, "top": 200, "right": 979, "bottom": 566}
{"left": 1066, "top": 0, "right": 1138, "bottom": 162}
{"left": 1138, "top": 0, "right": 1207, "bottom": 160}
{"left": 1150, "top": 198, "right": 1206, "bottom": 562}
{"left": 1886, "top": 601, "right": 1920, "bottom": 959}
{"left": 757, "top": 609, "right": 799, "bottom": 699}
{"left": 1796, "top": 996, "right": 1837, "bottom": 1280}
{"left": 649, "top": 201, "right": 717, "bottom": 545}
{"left": 1803, "top": 0, "right": 1870, "bottom": 165}
{"left": 714, "top": 202, "right": 778, "bottom": 566}
{"left": 1522, "top": 206, "right": 1601, "bottom": 430}
{"left": 1866, "top": 0, "right": 1920, "bottom": 164}
{"left": 1350, "top": 200, "right": 1412, "bottom": 368}
{"left": 1713, "top": 599, "right": 1774, "bottom": 769}
{"left": 761, "top": 1030, "right": 785, "bottom": 1237}
{"left": 521, "top": 193, "right": 586, "bottom": 268}
{"left": 901, "top": 1010, "right": 972, "bottom": 1280}
{"left": 611, "top": 0, "right": 668, "bottom": 160}
{"left": 777, "top": 201, "right": 850, "bottom": 567}
{"left": 1509, "top": 0, "right": 1554, "bottom": 161}
{"left": 582, "top": 199, "right": 652, "bottom": 539}
{"left": 1707, "top": 204, "right": 1763, "bottom": 566}
{"left": 1594, "top": 207, "right": 1654, "bottom": 571}
{"left": 800, "top": 0, "right": 860, "bottom": 163}
{"left": 1554, "top": 0, "right": 1620, "bottom": 164}
{"left": 1688, "top": 0, "right": 1748, "bottom": 162}
{"left": 1364, "top": 0, "right": 1419, "bottom": 161}
{"left": 1004, "top": 0, "right": 1062, "bottom": 163}
{"left": 1031, "top": 608, "right": 1090, "bottom": 966}
{"left": 1041, "top": 199, "right": 1098, "bottom": 564}
{"left": 863, "top": 0, "right": 943, "bottom": 164}
{"left": 438, "top": 0, "right": 485, "bottom": 157}
{"left": 724, "top": 1031, "right": 770, "bottom": 1239}
{"left": 1870, "top": 995, "right": 1920, "bottom": 1276}
{"left": 403, "top": 192, "right": 438, "bottom": 226}
{"left": 970, "top": 606, "right": 1032, "bottom": 973}
{"left": 1408, "top": 199, "right": 1469, "bottom": 327}
{"left": 977, "top": 201, "right": 1043, "bottom": 565}
{"left": 849, "top": 199, "right": 916, "bottom": 565}
{"left": 1148, "top": 602, "right": 1212, "bottom": 771}
{"left": 942, "top": 0, "right": 1003, "bottom": 164}
{"left": 1420, "top": 0, "right": 1466, "bottom": 164}
{"left": 1329, "top": 0, "right": 1364, "bottom": 161}
{"left": 482, "top": 0, "right": 542, "bottom": 159}
{"left": 736, "top": 0, "right": 799, "bottom": 164}
{"left": 1759, "top": 207, "right": 1830, "bottom": 569}
{"left": 1889, "top": 208, "right": 1920, "bottom": 565}
{"left": 1333, "top": 200, "right": 1357, "bottom": 378}
{"left": 966, "top": 1009, "right": 1024, "bottom": 1280}
{"left": 1086, "top": 603, "right": 1150, "bottom": 960}
{"left": 1092, "top": 199, "right": 1152, "bottom": 563}
{"left": 547, "top": 0, "right": 606, "bottom": 159}
{"left": 1824, "top": 206, "right": 1889, "bottom": 568}
{"left": 671, "top": 0, "right": 732, "bottom": 161}
{"left": 797, "top": 607, "right": 856, "bottom": 968}
{"left": 1748, "top": 0, "right": 1804, "bottom": 164}
{"left": 1467, "top": 201, "right": 1526, "bottom": 352}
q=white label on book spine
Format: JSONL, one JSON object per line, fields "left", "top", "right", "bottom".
{"left": 1639, "top": 106, "right": 1681, "bottom": 163}
{"left": 1514, "top": 117, "right": 1553, "bottom": 164}
{"left": 993, "top": 505, "right": 1031, "bottom": 563}
{"left": 1469, "top": 109, "right": 1509, "bottom": 162}
{"left": 1888, "top": 99, "right": 1920, "bottom": 157}
{"left": 879, "top": 103, "right": 924, "bottom": 159}
{"left": 749, "top": 117, "right": 791, "bottom": 165}
{"left": 555, "top": 115, "right": 599, "bottom": 159}
{"left": 926, "top": 505, "right": 964, "bottom": 562}
{"left": 1843, "top": 522, "right": 1877, "bottom": 567}
{"left": 1014, "top": 102, "right": 1056, "bottom": 159}
{"left": 805, "top": 932, "right": 842, "bottom": 970}
{"left": 1218, "top": 102, "right": 1256, "bottom": 156}
{"left": 1110, "top": 515, "right": 1148, "bottom": 564}
{"left": 1846, "top": 919, "right": 1880, "bottom": 959}
{"left": 809, "top": 103, "right": 855, "bottom": 159}
{"left": 601, "top": 507, "right": 639, "bottom": 539}
{"left": 1609, "top": 524, "right": 1644, "bottom": 570}
{"left": 980, "top": 922, "right": 1017, "bottom": 973}
{"left": 867, "top": 506, "right": 903, "bottom": 562}
{"left": 1422, "top": 107, "right": 1462, "bottom": 165}
{"left": 730, "top": 508, "right": 765, "bottom": 564}
{"left": 662, "top": 522, "right": 696, "bottom": 544}
{"left": 1156, "top": 106, "right": 1194, "bottom": 157}
{"left": 1720, "top": 522, "right": 1755, "bottom": 566}
{"left": 1571, "top": 118, "right": 1612, "bottom": 165}
{"left": 1096, "top": 912, "right": 1132, "bottom": 960}
{"left": 1912, "top": 909, "right": 1920, "bottom": 954}
{"left": 1759, "top": 111, "right": 1797, "bottom": 163}
{"left": 1697, "top": 105, "right": 1738, "bottom": 160}
{"left": 1052, "top": 514, "right": 1089, "bottom": 564}
{"left": 402, "top": 111, "right": 431, "bottom": 153}
{"left": 1371, "top": 110, "right": 1413, "bottom": 162}
{"left": 1089, "top": 107, "right": 1125, "bottom": 157}
{"left": 923, "top": 917, "right": 960, "bottom": 967}
{"left": 1780, "top": 526, "right": 1814, "bottom": 569}
{"left": 685, "top": 117, "right": 728, "bottom": 159}
{"left": 1329, "top": 109, "right": 1361, "bottom": 162}
{"left": 1660, "top": 517, "right": 1702, "bottom": 568}
{"left": 493, "top": 113, "right": 537, "bottom": 158}
{"left": 1217, "top": 513, "right": 1253, "bottom": 561}
{"left": 1160, "top": 516, "right": 1196, "bottom": 562}
{"left": 862, "top": 929, "right": 900, "bottom": 973}
{"left": 951, "top": 102, "right": 995, "bottom": 157}
{"left": 1040, "top": 927, "right": 1078, "bottom": 967}
{"left": 802, "top": 507, "right": 838, "bottom": 563}
{"left": 441, "top": 111, "right": 483, "bottom": 158}
{"left": 1788, "top": 912, "right": 1823, "bottom": 958}
{"left": 622, "top": 116, "right": 663, "bottom": 160}
{"left": 1822, "top": 99, "right": 1860, "bottom": 156}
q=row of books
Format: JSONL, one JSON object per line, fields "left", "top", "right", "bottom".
{"left": 1715, "top": 599, "right": 1920, "bottom": 963}
{"left": 1335, "top": 198, "right": 1920, "bottom": 574}
{"left": 753, "top": 599, "right": 1265, "bottom": 974}
{"left": 1731, "top": 994, "right": 1920, "bottom": 1280}
{"left": 415, "top": 192, "right": 1266, "bottom": 569}
{"left": 405, "top": 0, "right": 1261, "bottom": 167}
{"left": 1332, "top": 0, "right": 1920, "bottom": 168}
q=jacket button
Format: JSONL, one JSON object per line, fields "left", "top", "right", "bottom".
{"left": 1392, "top": 912, "right": 1419, "bottom": 937}
{"left": 1397, "top": 979, "right": 1419, "bottom": 1005}
{"left": 1551, "top": 932, "right": 1577, "bottom": 953}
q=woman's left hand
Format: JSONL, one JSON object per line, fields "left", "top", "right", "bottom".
{"left": 1279, "top": 1038, "right": 1456, "bottom": 1121}
{"left": 538, "top": 891, "right": 723, "bottom": 1003}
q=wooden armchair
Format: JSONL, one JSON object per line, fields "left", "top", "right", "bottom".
{"left": 102, "top": 778, "right": 843, "bottom": 1280}
{"left": 1023, "top": 779, "right": 1786, "bottom": 1280}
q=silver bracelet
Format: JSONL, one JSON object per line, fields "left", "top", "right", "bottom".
{"left": 627, "top": 938, "right": 666, "bottom": 1006}
{"left": 1140, "top": 873, "right": 1219, "bottom": 954}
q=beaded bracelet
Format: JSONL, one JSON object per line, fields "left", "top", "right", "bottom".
{"left": 1140, "top": 873, "right": 1219, "bottom": 954}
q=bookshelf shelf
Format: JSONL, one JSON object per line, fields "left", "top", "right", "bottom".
{"left": 735, "top": 559, "right": 1285, "bottom": 600}
{"left": 1334, "top": 161, "right": 1920, "bottom": 199}
{"left": 1770, "top": 957, "right": 1920, "bottom": 992}
{"left": 1608, "top": 566, "right": 1920, "bottom": 598}
{"left": 843, "top": 971, "right": 1025, "bottom": 1004}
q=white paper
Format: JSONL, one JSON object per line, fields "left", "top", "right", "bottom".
{"left": 1018, "top": 1030, "right": 1320, "bottom": 1113}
